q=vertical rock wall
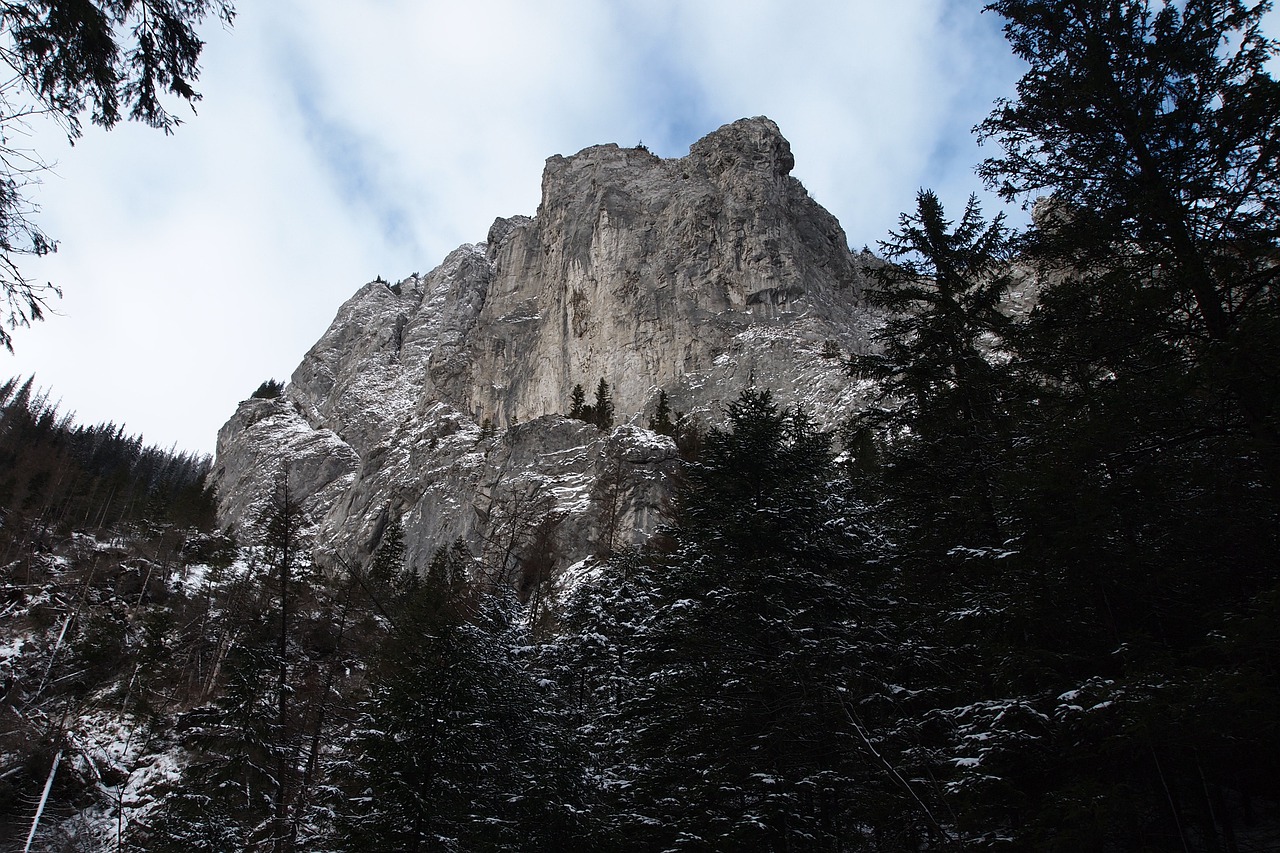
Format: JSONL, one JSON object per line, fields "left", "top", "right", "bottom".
{"left": 211, "top": 117, "right": 880, "bottom": 583}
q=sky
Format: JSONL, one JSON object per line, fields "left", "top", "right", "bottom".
{"left": 4, "top": 1, "right": 1032, "bottom": 455}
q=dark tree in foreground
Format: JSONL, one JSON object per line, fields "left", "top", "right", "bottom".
{"left": 979, "top": 0, "right": 1280, "bottom": 486}
{"left": 851, "top": 189, "right": 1017, "bottom": 550}
{"left": 832, "top": 2, "right": 1280, "bottom": 845}
{"left": 0, "top": 0, "right": 236, "bottom": 349}
{"left": 547, "top": 390, "right": 919, "bottom": 849}
{"left": 336, "top": 545, "right": 583, "bottom": 852}
{"left": 259, "top": 477, "right": 309, "bottom": 853}
{"left": 568, "top": 378, "right": 615, "bottom": 430}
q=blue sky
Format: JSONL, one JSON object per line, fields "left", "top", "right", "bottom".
{"left": 5, "top": 1, "right": 1030, "bottom": 453}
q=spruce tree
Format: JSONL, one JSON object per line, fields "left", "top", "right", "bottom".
{"left": 979, "top": 0, "right": 1280, "bottom": 486}
{"left": 588, "top": 390, "right": 898, "bottom": 848}
{"left": 852, "top": 189, "right": 1017, "bottom": 549}
{"left": 848, "top": 3, "right": 1280, "bottom": 843}
{"left": 252, "top": 379, "right": 284, "bottom": 399}
{"left": 592, "top": 378, "right": 614, "bottom": 430}
{"left": 568, "top": 383, "right": 587, "bottom": 420}
{"left": 336, "top": 545, "right": 583, "bottom": 851}
{"left": 367, "top": 512, "right": 405, "bottom": 591}
{"left": 0, "top": 0, "right": 237, "bottom": 350}
{"left": 647, "top": 389, "right": 675, "bottom": 436}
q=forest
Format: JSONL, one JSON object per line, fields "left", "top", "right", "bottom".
{"left": 0, "top": 0, "right": 1278, "bottom": 849}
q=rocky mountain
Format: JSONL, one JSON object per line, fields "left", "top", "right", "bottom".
{"left": 210, "top": 116, "right": 880, "bottom": 583}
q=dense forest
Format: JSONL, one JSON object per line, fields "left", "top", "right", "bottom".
{"left": 0, "top": 376, "right": 214, "bottom": 542}
{"left": 1, "top": 0, "right": 1278, "bottom": 849}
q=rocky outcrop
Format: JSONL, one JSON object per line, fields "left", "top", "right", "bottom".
{"left": 211, "top": 117, "right": 880, "bottom": 583}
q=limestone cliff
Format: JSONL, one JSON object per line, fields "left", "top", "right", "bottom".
{"left": 211, "top": 117, "right": 880, "bottom": 582}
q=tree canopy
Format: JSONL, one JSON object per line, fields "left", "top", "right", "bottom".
{"left": 979, "top": 0, "right": 1280, "bottom": 483}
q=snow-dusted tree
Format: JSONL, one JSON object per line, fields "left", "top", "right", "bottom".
{"left": 566, "top": 390, "right": 907, "bottom": 848}
{"left": 131, "top": 475, "right": 317, "bottom": 851}
{"left": 133, "top": 603, "right": 279, "bottom": 851}
{"left": 366, "top": 511, "right": 405, "bottom": 591}
{"left": 335, "top": 544, "right": 584, "bottom": 851}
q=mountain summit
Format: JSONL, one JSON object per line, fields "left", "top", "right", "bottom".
{"left": 211, "top": 117, "right": 878, "bottom": 580}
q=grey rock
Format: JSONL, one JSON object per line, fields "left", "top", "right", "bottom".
{"left": 211, "top": 116, "right": 881, "bottom": 585}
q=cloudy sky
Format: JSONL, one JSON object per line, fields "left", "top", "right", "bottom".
{"left": 6, "top": 1, "right": 1032, "bottom": 455}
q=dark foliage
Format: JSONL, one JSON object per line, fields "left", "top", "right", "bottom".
{"left": 978, "top": 0, "right": 1280, "bottom": 487}
{"left": 568, "top": 377, "right": 615, "bottom": 430}
{"left": 4, "top": 4, "right": 1280, "bottom": 849}
{"left": 334, "top": 544, "right": 586, "bottom": 852}
{"left": 568, "top": 382, "right": 586, "bottom": 420}
{"left": 647, "top": 389, "right": 675, "bottom": 436}
{"left": 541, "top": 390, "right": 920, "bottom": 850}
{"left": 0, "top": 375, "right": 216, "bottom": 547}
{"left": 252, "top": 378, "right": 284, "bottom": 399}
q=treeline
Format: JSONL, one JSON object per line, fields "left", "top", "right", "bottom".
{"left": 0, "top": 474, "right": 585, "bottom": 850}
{"left": 569, "top": 380, "right": 703, "bottom": 456}
{"left": 10, "top": 367, "right": 1276, "bottom": 848}
{"left": 0, "top": 375, "right": 215, "bottom": 541}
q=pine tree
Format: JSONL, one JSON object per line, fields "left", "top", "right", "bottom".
{"left": 336, "top": 546, "right": 584, "bottom": 851}
{"left": 646, "top": 389, "right": 675, "bottom": 436}
{"left": 136, "top": 477, "right": 314, "bottom": 850}
{"left": 851, "top": 189, "right": 1017, "bottom": 549}
{"left": 568, "top": 383, "right": 587, "bottom": 420}
{"left": 367, "top": 511, "right": 405, "bottom": 591}
{"left": 0, "top": 0, "right": 237, "bottom": 350}
{"left": 591, "top": 378, "right": 614, "bottom": 430}
{"left": 259, "top": 476, "right": 309, "bottom": 853}
{"left": 848, "top": 3, "right": 1280, "bottom": 843}
{"left": 252, "top": 379, "right": 284, "bottom": 399}
{"left": 133, "top": 580, "right": 280, "bottom": 850}
{"left": 978, "top": 0, "right": 1280, "bottom": 486}
{"left": 587, "top": 389, "right": 898, "bottom": 848}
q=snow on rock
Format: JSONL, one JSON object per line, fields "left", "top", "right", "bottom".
{"left": 211, "top": 117, "right": 881, "bottom": 585}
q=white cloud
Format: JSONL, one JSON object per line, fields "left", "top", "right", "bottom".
{"left": 4, "top": 1, "right": 1030, "bottom": 453}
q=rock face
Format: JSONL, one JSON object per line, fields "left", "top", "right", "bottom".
{"left": 211, "top": 117, "right": 880, "bottom": 583}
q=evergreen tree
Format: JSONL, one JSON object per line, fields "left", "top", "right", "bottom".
{"left": 979, "top": 0, "right": 1280, "bottom": 486}
{"left": 252, "top": 379, "right": 285, "bottom": 399}
{"left": 578, "top": 390, "right": 901, "bottom": 849}
{"left": 259, "top": 476, "right": 310, "bottom": 853}
{"left": 839, "top": 3, "right": 1280, "bottom": 843}
{"left": 132, "top": 566, "right": 282, "bottom": 850}
{"left": 0, "top": 0, "right": 237, "bottom": 350}
{"left": 592, "top": 378, "right": 614, "bottom": 430}
{"left": 367, "top": 511, "right": 405, "bottom": 592}
{"left": 646, "top": 389, "right": 675, "bottom": 436}
{"left": 851, "top": 189, "right": 1017, "bottom": 550}
{"left": 134, "top": 477, "right": 317, "bottom": 851}
{"left": 0, "top": 374, "right": 215, "bottom": 537}
{"left": 568, "top": 383, "right": 587, "bottom": 420}
{"left": 336, "top": 545, "right": 584, "bottom": 851}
